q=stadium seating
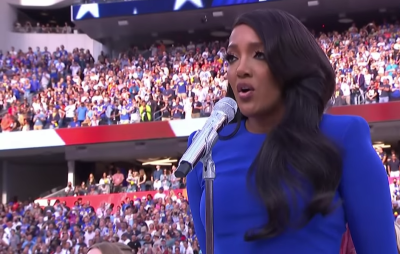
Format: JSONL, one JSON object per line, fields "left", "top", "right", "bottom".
{"left": 1, "top": 21, "right": 400, "bottom": 254}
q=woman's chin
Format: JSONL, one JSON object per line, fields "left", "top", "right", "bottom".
{"left": 238, "top": 107, "right": 256, "bottom": 118}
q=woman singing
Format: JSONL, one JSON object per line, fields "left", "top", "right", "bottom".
{"left": 186, "top": 9, "right": 397, "bottom": 254}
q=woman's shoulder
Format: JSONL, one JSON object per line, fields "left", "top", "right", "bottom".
{"left": 321, "top": 113, "right": 367, "bottom": 126}
{"left": 321, "top": 114, "right": 368, "bottom": 129}
{"left": 320, "top": 114, "right": 370, "bottom": 145}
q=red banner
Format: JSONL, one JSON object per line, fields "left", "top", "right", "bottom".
{"left": 35, "top": 189, "right": 186, "bottom": 209}
{"left": 329, "top": 102, "right": 400, "bottom": 123}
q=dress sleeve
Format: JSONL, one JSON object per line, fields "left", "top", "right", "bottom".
{"left": 339, "top": 116, "right": 397, "bottom": 254}
{"left": 185, "top": 131, "right": 207, "bottom": 253}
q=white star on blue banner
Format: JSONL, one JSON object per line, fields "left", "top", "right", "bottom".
{"left": 75, "top": 3, "right": 100, "bottom": 20}
{"left": 173, "top": 0, "right": 203, "bottom": 11}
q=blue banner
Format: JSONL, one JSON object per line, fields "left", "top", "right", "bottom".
{"left": 72, "top": 0, "right": 205, "bottom": 21}
{"left": 71, "top": 0, "right": 272, "bottom": 21}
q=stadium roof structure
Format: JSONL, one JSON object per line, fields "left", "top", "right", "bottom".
{"left": 74, "top": 0, "right": 400, "bottom": 45}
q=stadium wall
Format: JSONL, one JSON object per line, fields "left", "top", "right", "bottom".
{"left": 0, "top": 160, "right": 68, "bottom": 202}
{"left": 0, "top": 1, "right": 17, "bottom": 51}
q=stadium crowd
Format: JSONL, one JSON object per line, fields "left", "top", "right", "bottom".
{"left": 1, "top": 164, "right": 196, "bottom": 254}
{"left": 65, "top": 165, "right": 185, "bottom": 197}
{"left": 0, "top": 189, "right": 197, "bottom": 254}
{"left": 1, "top": 21, "right": 400, "bottom": 132}
{"left": 3, "top": 158, "right": 400, "bottom": 254}
{"left": 0, "top": 21, "right": 399, "bottom": 253}
{"left": 14, "top": 21, "right": 74, "bottom": 34}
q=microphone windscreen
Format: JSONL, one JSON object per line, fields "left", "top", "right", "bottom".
{"left": 213, "top": 97, "right": 238, "bottom": 122}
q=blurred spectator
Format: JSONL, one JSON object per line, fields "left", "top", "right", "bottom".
{"left": 14, "top": 21, "right": 73, "bottom": 34}
{"left": 112, "top": 169, "right": 125, "bottom": 193}
{"left": 126, "top": 169, "right": 139, "bottom": 193}
{"left": 388, "top": 153, "right": 400, "bottom": 177}
{"left": 1, "top": 113, "right": 15, "bottom": 132}
{"left": 138, "top": 169, "right": 147, "bottom": 191}
{"left": 65, "top": 182, "right": 74, "bottom": 196}
{"left": 88, "top": 174, "right": 97, "bottom": 187}
{"left": 98, "top": 173, "right": 111, "bottom": 194}
{"left": 152, "top": 165, "right": 163, "bottom": 191}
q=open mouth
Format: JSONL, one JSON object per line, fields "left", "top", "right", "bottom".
{"left": 236, "top": 83, "right": 255, "bottom": 99}
{"left": 239, "top": 88, "right": 253, "bottom": 94}
{"left": 238, "top": 87, "right": 255, "bottom": 96}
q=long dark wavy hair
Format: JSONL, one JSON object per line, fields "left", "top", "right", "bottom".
{"left": 221, "top": 9, "right": 343, "bottom": 241}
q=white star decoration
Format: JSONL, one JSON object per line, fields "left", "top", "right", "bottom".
{"left": 75, "top": 3, "right": 100, "bottom": 20}
{"left": 173, "top": 0, "right": 203, "bottom": 11}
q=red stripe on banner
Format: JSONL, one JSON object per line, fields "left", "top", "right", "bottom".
{"left": 55, "top": 121, "right": 176, "bottom": 146}
{"left": 39, "top": 189, "right": 186, "bottom": 210}
{"left": 55, "top": 103, "right": 400, "bottom": 146}
{"left": 329, "top": 102, "right": 400, "bottom": 123}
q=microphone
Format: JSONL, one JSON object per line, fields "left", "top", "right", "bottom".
{"left": 175, "top": 97, "right": 238, "bottom": 178}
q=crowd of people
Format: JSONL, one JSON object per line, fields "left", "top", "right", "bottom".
{"left": 0, "top": 190, "right": 197, "bottom": 254}
{"left": 65, "top": 165, "right": 185, "bottom": 197}
{"left": 14, "top": 22, "right": 74, "bottom": 34}
{"left": 1, "top": 149, "right": 399, "bottom": 254}
{"left": 1, "top": 164, "right": 195, "bottom": 254}
{"left": 0, "top": 20, "right": 399, "bottom": 253}
{"left": 1, "top": 21, "right": 400, "bottom": 132}
{"left": 329, "top": 23, "right": 400, "bottom": 106}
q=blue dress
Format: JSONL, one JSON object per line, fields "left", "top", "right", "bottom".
{"left": 186, "top": 114, "right": 397, "bottom": 254}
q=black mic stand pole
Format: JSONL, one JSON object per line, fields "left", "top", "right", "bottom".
{"left": 200, "top": 130, "right": 218, "bottom": 254}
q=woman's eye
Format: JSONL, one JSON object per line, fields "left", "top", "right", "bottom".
{"left": 254, "top": 51, "right": 265, "bottom": 60}
{"left": 224, "top": 54, "right": 237, "bottom": 64}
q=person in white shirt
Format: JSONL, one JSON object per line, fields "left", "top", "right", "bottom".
{"left": 182, "top": 95, "right": 192, "bottom": 119}
{"left": 184, "top": 241, "right": 194, "bottom": 254}
{"left": 119, "top": 233, "right": 131, "bottom": 245}
{"left": 70, "top": 62, "right": 81, "bottom": 76}
{"left": 65, "top": 182, "right": 73, "bottom": 194}
{"left": 116, "top": 222, "right": 128, "bottom": 238}
{"left": 84, "top": 225, "right": 95, "bottom": 246}
{"left": 172, "top": 241, "right": 185, "bottom": 254}
{"left": 340, "top": 80, "right": 351, "bottom": 105}
{"left": 56, "top": 61, "right": 65, "bottom": 72}
{"left": 96, "top": 203, "right": 106, "bottom": 218}
{"left": 154, "top": 188, "right": 166, "bottom": 201}
{"left": 40, "top": 71, "right": 50, "bottom": 90}
{"left": 64, "top": 100, "right": 76, "bottom": 123}
{"left": 3, "top": 220, "right": 13, "bottom": 246}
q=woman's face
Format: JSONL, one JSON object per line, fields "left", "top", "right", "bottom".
{"left": 227, "top": 24, "right": 281, "bottom": 118}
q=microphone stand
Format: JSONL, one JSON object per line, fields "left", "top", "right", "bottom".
{"left": 200, "top": 130, "right": 218, "bottom": 254}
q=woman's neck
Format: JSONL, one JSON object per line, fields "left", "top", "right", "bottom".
{"left": 245, "top": 106, "right": 284, "bottom": 134}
